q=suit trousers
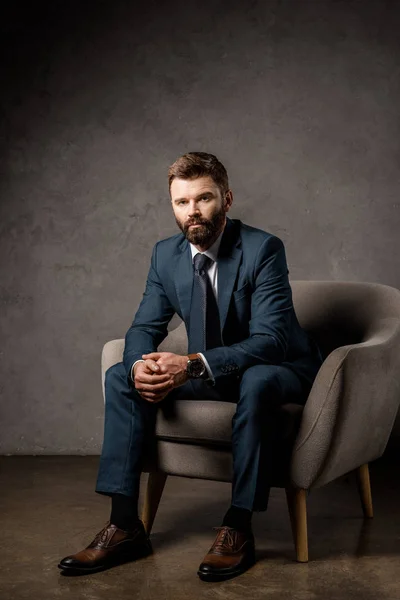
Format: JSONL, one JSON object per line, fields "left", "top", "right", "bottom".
{"left": 95, "top": 362, "right": 306, "bottom": 512}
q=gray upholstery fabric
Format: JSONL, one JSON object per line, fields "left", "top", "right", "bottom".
{"left": 101, "top": 281, "right": 400, "bottom": 491}
{"left": 101, "top": 339, "right": 125, "bottom": 398}
{"left": 292, "top": 281, "right": 400, "bottom": 358}
{"left": 144, "top": 441, "right": 234, "bottom": 483}
{"left": 157, "top": 401, "right": 236, "bottom": 446}
{"left": 157, "top": 400, "right": 303, "bottom": 447}
{"left": 292, "top": 320, "right": 400, "bottom": 488}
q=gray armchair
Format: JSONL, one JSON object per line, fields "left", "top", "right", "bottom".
{"left": 101, "top": 281, "right": 400, "bottom": 562}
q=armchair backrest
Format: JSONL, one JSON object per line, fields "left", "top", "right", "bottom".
{"left": 291, "top": 281, "right": 400, "bottom": 359}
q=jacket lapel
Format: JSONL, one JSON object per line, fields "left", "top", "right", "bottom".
{"left": 217, "top": 219, "right": 242, "bottom": 333}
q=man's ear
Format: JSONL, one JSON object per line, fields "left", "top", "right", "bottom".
{"left": 224, "top": 190, "right": 233, "bottom": 211}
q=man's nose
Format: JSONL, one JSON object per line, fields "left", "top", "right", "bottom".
{"left": 188, "top": 201, "right": 200, "bottom": 216}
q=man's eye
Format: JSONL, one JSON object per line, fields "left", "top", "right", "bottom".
{"left": 201, "top": 197, "right": 209, "bottom": 201}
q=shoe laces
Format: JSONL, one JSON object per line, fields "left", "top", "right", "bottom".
{"left": 211, "top": 526, "right": 238, "bottom": 552}
{"left": 91, "top": 522, "right": 114, "bottom": 547}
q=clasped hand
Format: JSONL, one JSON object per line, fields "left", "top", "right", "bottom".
{"left": 133, "top": 352, "right": 188, "bottom": 403}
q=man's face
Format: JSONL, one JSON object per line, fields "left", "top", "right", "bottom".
{"left": 170, "top": 176, "right": 232, "bottom": 247}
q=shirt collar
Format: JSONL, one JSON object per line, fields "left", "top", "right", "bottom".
{"left": 190, "top": 228, "right": 224, "bottom": 263}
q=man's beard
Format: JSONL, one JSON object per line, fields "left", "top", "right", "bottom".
{"left": 176, "top": 207, "right": 226, "bottom": 246}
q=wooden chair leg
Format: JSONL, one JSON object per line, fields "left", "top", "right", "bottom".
{"left": 356, "top": 463, "right": 373, "bottom": 519}
{"left": 285, "top": 487, "right": 309, "bottom": 562}
{"left": 141, "top": 471, "right": 168, "bottom": 535}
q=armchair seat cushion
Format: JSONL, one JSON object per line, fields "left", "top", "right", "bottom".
{"left": 156, "top": 399, "right": 304, "bottom": 447}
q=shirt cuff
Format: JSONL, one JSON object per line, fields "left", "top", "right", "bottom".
{"left": 131, "top": 359, "right": 145, "bottom": 382}
{"left": 198, "top": 353, "right": 215, "bottom": 383}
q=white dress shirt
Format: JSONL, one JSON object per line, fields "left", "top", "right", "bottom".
{"left": 132, "top": 230, "right": 224, "bottom": 382}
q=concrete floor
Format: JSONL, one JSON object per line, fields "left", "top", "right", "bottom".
{"left": 1, "top": 456, "right": 399, "bottom": 600}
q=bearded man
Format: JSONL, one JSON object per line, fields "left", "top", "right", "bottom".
{"left": 59, "top": 152, "right": 322, "bottom": 581}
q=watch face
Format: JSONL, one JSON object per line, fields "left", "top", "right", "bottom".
{"left": 188, "top": 358, "right": 205, "bottom": 378}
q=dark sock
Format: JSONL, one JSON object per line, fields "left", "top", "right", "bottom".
{"left": 110, "top": 493, "right": 140, "bottom": 530}
{"left": 222, "top": 505, "right": 253, "bottom": 533}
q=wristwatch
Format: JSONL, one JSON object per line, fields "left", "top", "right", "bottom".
{"left": 186, "top": 353, "right": 206, "bottom": 379}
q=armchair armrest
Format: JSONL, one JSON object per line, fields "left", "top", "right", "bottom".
{"left": 101, "top": 339, "right": 124, "bottom": 399}
{"left": 291, "top": 318, "right": 400, "bottom": 490}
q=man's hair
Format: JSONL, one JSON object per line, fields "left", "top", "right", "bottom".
{"left": 168, "top": 152, "right": 229, "bottom": 196}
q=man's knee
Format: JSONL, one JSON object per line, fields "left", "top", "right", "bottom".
{"left": 104, "top": 362, "right": 154, "bottom": 419}
{"left": 104, "top": 362, "right": 139, "bottom": 408}
{"left": 240, "top": 365, "right": 282, "bottom": 396}
{"left": 237, "top": 365, "right": 289, "bottom": 420}
{"left": 105, "top": 362, "right": 128, "bottom": 391}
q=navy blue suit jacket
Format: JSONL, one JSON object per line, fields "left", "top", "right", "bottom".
{"left": 123, "top": 218, "right": 322, "bottom": 389}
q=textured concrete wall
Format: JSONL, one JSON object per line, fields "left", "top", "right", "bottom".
{"left": 1, "top": 0, "right": 400, "bottom": 454}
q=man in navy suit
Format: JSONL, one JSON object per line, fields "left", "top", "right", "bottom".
{"left": 59, "top": 152, "right": 322, "bottom": 581}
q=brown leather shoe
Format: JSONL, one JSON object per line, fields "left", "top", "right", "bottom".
{"left": 58, "top": 521, "right": 152, "bottom": 574}
{"left": 198, "top": 526, "right": 255, "bottom": 582}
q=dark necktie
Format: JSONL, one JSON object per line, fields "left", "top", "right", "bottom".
{"left": 188, "top": 253, "right": 222, "bottom": 354}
